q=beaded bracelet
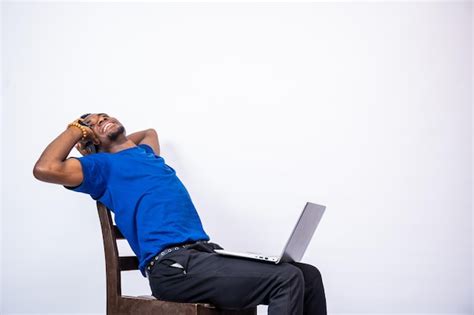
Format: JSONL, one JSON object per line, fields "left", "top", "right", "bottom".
{"left": 67, "top": 122, "right": 88, "bottom": 141}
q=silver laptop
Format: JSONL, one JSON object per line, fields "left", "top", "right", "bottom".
{"left": 214, "top": 202, "right": 326, "bottom": 264}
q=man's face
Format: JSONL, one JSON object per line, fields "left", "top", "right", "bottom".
{"left": 82, "top": 113, "right": 126, "bottom": 145}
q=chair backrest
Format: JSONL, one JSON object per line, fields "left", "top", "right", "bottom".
{"left": 97, "top": 202, "right": 140, "bottom": 311}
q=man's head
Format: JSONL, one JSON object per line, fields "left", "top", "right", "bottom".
{"left": 79, "top": 113, "right": 126, "bottom": 153}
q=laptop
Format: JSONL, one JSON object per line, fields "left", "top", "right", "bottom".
{"left": 214, "top": 202, "right": 326, "bottom": 264}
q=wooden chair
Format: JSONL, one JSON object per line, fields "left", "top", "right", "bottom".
{"left": 97, "top": 202, "right": 257, "bottom": 315}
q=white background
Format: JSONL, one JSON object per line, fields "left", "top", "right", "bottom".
{"left": 1, "top": 1, "right": 472, "bottom": 314}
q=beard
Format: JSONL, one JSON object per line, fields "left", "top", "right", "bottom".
{"left": 107, "top": 125, "right": 125, "bottom": 141}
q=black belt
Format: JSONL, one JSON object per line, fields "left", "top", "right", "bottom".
{"left": 147, "top": 240, "right": 208, "bottom": 272}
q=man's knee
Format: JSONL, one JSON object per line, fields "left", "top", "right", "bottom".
{"left": 292, "top": 262, "right": 323, "bottom": 286}
{"left": 307, "top": 264, "right": 322, "bottom": 280}
{"left": 279, "top": 263, "right": 305, "bottom": 288}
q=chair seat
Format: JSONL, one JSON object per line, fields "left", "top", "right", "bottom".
{"left": 119, "top": 295, "right": 254, "bottom": 314}
{"left": 135, "top": 295, "right": 215, "bottom": 308}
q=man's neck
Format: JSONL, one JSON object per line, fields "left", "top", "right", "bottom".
{"left": 109, "top": 140, "right": 137, "bottom": 153}
{"left": 103, "top": 136, "right": 137, "bottom": 154}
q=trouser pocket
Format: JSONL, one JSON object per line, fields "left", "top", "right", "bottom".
{"left": 151, "top": 251, "right": 190, "bottom": 277}
{"left": 148, "top": 251, "right": 192, "bottom": 300}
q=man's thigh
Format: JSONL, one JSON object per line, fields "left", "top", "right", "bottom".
{"left": 148, "top": 248, "right": 301, "bottom": 309}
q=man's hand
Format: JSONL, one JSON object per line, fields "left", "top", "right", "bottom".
{"left": 75, "top": 142, "right": 95, "bottom": 156}
{"left": 71, "top": 118, "right": 101, "bottom": 156}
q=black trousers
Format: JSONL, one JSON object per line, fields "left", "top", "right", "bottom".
{"left": 147, "top": 242, "right": 327, "bottom": 315}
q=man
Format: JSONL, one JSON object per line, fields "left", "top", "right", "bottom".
{"left": 33, "top": 113, "right": 327, "bottom": 314}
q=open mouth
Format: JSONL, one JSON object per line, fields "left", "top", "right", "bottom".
{"left": 101, "top": 122, "right": 115, "bottom": 134}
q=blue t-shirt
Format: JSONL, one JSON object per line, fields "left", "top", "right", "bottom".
{"left": 66, "top": 144, "right": 210, "bottom": 276}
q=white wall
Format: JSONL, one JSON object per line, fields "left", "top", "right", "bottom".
{"left": 471, "top": 0, "right": 474, "bottom": 303}
{"left": 2, "top": 2, "right": 472, "bottom": 314}
{"left": 0, "top": 1, "right": 3, "bottom": 313}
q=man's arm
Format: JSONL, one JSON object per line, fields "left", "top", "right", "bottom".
{"left": 33, "top": 126, "right": 87, "bottom": 186}
{"left": 127, "top": 128, "right": 160, "bottom": 155}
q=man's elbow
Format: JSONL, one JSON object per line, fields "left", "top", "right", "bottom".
{"left": 147, "top": 128, "right": 157, "bottom": 136}
{"left": 33, "top": 163, "right": 48, "bottom": 181}
{"left": 33, "top": 162, "right": 58, "bottom": 182}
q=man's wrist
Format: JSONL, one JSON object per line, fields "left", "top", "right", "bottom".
{"left": 67, "top": 122, "right": 88, "bottom": 141}
{"left": 66, "top": 124, "right": 87, "bottom": 143}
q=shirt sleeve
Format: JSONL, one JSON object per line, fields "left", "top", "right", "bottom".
{"left": 64, "top": 154, "right": 108, "bottom": 200}
{"left": 139, "top": 143, "right": 156, "bottom": 155}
